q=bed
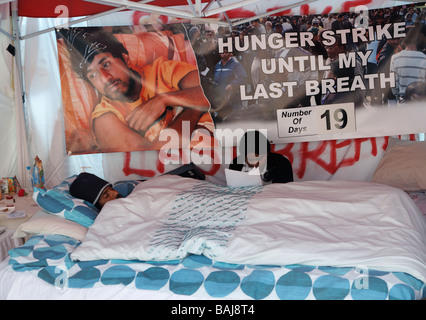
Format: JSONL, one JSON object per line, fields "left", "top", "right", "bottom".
{"left": 0, "top": 139, "right": 425, "bottom": 300}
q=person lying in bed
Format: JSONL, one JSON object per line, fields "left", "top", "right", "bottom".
{"left": 229, "top": 130, "right": 294, "bottom": 184}
{"left": 69, "top": 172, "right": 121, "bottom": 210}
{"left": 69, "top": 164, "right": 205, "bottom": 210}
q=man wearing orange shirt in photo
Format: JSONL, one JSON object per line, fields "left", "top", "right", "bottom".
{"left": 61, "top": 27, "right": 212, "bottom": 153}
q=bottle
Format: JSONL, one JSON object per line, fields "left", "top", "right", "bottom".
{"left": 32, "top": 156, "right": 45, "bottom": 189}
{"left": 32, "top": 164, "right": 39, "bottom": 190}
{"left": 26, "top": 166, "right": 33, "bottom": 192}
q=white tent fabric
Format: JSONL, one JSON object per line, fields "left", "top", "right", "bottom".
{"left": 0, "top": 3, "right": 21, "bottom": 183}
{"left": 0, "top": 2, "right": 31, "bottom": 189}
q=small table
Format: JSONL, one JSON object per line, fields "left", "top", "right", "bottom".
{"left": 0, "top": 193, "right": 39, "bottom": 261}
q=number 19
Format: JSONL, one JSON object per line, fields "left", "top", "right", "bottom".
{"left": 320, "top": 108, "right": 348, "bottom": 130}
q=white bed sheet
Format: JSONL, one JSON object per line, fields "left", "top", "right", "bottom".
{"left": 72, "top": 176, "right": 426, "bottom": 283}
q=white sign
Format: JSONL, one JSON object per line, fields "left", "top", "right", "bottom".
{"left": 277, "top": 106, "right": 318, "bottom": 137}
{"left": 277, "top": 103, "right": 356, "bottom": 138}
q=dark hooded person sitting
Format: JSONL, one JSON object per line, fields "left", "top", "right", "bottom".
{"left": 229, "top": 130, "right": 294, "bottom": 184}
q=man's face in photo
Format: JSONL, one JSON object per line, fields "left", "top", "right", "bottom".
{"left": 86, "top": 52, "right": 135, "bottom": 101}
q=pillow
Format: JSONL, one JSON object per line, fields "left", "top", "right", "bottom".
{"left": 33, "top": 175, "right": 99, "bottom": 227}
{"left": 372, "top": 138, "right": 426, "bottom": 191}
{"left": 14, "top": 210, "right": 88, "bottom": 241}
{"left": 33, "top": 175, "right": 142, "bottom": 227}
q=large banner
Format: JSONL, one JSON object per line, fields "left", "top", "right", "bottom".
{"left": 196, "top": 3, "right": 426, "bottom": 147}
{"left": 57, "top": 2, "right": 426, "bottom": 155}
{"left": 57, "top": 25, "right": 215, "bottom": 154}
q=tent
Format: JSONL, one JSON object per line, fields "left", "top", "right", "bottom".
{"left": 0, "top": 0, "right": 423, "bottom": 191}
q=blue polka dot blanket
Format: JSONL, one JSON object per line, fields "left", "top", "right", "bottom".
{"left": 4, "top": 175, "right": 426, "bottom": 299}
{"left": 4, "top": 234, "right": 425, "bottom": 299}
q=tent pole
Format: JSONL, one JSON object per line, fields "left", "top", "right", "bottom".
{"left": 10, "top": 0, "right": 30, "bottom": 189}
{"left": 231, "top": 0, "right": 317, "bottom": 27}
{"left": 85, "top": 0, "right": 194, "bottom": 19}
{"left": 84, "top": 0, "right": 226, "bottom": 25}
{"left": 195, "top": 0, "right": 202, "bottom": 16}
{"left": 11, "top": 1, "right": 26, "bottom": 132}
{"left": 215, "top": 0, "right": 233, "bottom": 30}
{"left": 0, "top": 0, "right": 13, "bottom": 40}
{"left": 186, "top": 0, "right": 199, "bottom": 17}
{"left": 0, "top": 27, "right": 13, "bottom": 40}
{"left": 201, "top": 0, "right": 216, "bottom": 14}
{"left": 203, "top": 0, "right": 260, "bottom": 17}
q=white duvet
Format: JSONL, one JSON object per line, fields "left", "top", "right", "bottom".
{"left": 71, "top": 175, "right": 426, "bottom": 283}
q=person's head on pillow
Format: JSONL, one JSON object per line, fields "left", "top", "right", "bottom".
{"left": 69, "top": 172, "right": 122, "bottom": 209}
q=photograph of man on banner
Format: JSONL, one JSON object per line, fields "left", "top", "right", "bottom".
{"left": 57, "top": 26, "right": 214, "bottom": 154}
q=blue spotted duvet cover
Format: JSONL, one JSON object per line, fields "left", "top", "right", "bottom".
{"left": 7, "top": 234, "right": 425, "bottom": 300}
